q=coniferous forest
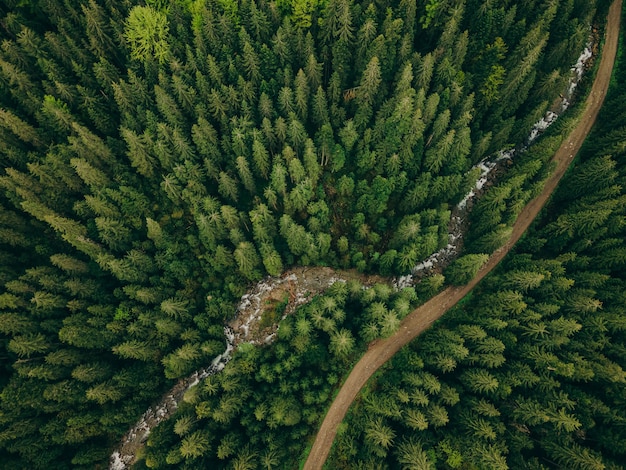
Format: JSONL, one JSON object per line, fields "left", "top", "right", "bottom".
{"left": 324, "top": 20, "right": 626, "bottom": 467}
{"left": 0, "top": 0, "right": 622, "bottom": 468}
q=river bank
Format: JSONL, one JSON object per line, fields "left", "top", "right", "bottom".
{"left": 109, "top": 36, "right": 597, "bottom": 470}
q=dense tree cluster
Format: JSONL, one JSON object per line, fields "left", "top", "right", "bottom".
{"left": 142, "top": 282, "right": 418, "bottom": 467}
{"left": 0, "top": 0, "right": 608, "bottom": 467}
{"left": 326, "top": 15, "right": 626, "bottom": 468}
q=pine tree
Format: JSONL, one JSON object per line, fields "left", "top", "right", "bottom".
{"left": 395, "top": 436, "right": 434, "bottom": 469}
{"left": 444, "top": 254, "right": 489, "bottom": 285}
{"left": 125, "top": 5, "right": 170, "bottom": 64}
{"left": 365, "top": 417, "right": 395, "bottom": 450}
{"left": 218, "top": 171, "right": 239, "bottom": 203}
{"left": 329, "top": 328, "right": 355, "bottom": 359}
{"left": 179, "top": 430, "right": 210, "bottom": 459}
{"left": 234, "top": 241, "right": 262, "bottom": 280}
{"left": 81, "top": 0, "right": 117, "bottom": 59}
{"left": 544, "top": 440, "right": 605, "bottom": 470}
{"left": 8, "top": 333, "right": 50, "bottom": 358}
{"left": 354, "top": 56, "right": 381, "bottom": 129}
{"left": 85, "top": 381, "right": 123, "bottom": 404}
{"left": 461, "top": 369, "right": 499, "bottom": 395}
{"left": 236, "top": 156, "right": 256, "bottom": 194}
{"left": 294, "top": 69, "right": 309, "bottom": 120}
{"left": 404, "top": 408, "right": 429, "bottom": 431}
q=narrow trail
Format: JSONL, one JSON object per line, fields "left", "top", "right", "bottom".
{"left": 302, "top": 1, "right": 623, "bottom": 468}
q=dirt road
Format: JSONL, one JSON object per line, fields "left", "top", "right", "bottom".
{"left": 303, "top": 1, "right": 622, "bottom": 468}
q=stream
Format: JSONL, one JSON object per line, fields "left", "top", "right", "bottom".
{"left": 109, "top": 42, "right": 594, "bottom": 470}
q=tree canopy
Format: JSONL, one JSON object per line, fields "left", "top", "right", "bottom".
{"left": 0, "top": 0, "right": 614, "bottom": 467}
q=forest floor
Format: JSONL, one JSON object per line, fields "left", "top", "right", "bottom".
{"left": 229, "top": 266, "right": 388, "bottom": 346}
{"left": 302, "top": 0, "right": 622, "bottom": 468}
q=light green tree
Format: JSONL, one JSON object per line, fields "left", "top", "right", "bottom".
{"left": 179, "top": 430, "right": 210, "bottom": 459}
{"left": 444, "top": 254, "right": 489, "bottom": 285}
{"left": 124, "top": 6, "right": 170, "bottom": 64}
{"left": 329, "top": 328, "right": 355, "bottom": 359}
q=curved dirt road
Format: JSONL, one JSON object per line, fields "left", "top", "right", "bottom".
{"left": 303, "top": 1, "right": 623, "bottom": 468}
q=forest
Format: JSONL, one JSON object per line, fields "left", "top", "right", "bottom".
{"left": 0, "top": 0, "right": 619, "bottom": 468}
{"left": 321, "top": 11, "right": 626, "bottom": 469}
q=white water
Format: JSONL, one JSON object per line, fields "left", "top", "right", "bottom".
{"left": 232, "top": 271, "right": 348, "bottom": 345}
{"left": 109, "top": 43, "right": 594, "bottom": 469}
{"left": 110, "top": 328, "right": 235, "bottom": 470}
{"left": 395, "top": 43, "right": 593, "bottom": 287}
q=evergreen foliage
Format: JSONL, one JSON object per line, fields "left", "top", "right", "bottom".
{"left": 326, "top": 9, "right": 626, "bottom": 468}
{"left": 0, "top": 0, "right": 611, "bottom": 467}
{"left": 142, "top": 283, "right": 418, "bottom": 467}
